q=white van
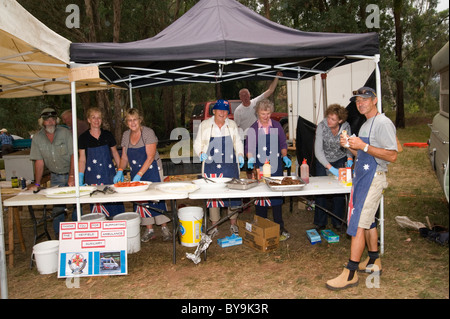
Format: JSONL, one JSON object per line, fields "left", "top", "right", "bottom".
{"left": 100, "top": 257, "right": 119, "bottom": 270}
{"left": 428, "top": 42, "right": 449, "bottom": 202}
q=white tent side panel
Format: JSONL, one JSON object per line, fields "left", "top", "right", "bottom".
{"left": 287, "top": 59, "right": 376, "bottom": 136}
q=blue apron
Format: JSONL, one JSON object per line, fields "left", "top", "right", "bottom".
{"left": 254, "top": 127, "right": 283, "bottom": 207}
{"left": 347, "top": 116, "right": 378, "bottom": 236}
{"left": 85, "top": 144, "right": 124, "bottom": 217}
{"left": 128, "top": 144, "right": 167, "bottom": 218}
{"left": 203, "top": 127, "right": 241, "bottom": 208}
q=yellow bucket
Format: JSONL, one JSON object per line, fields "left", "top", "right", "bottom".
{"left": 178, "top": 207, "right": 203, "bottom": 247}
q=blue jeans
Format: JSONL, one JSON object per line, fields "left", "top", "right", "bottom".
{"left": 314, "top": 157, "right": 346, "bottom": 228}
{"left": 50, "top": 173, "right": 80, "bottom": 236}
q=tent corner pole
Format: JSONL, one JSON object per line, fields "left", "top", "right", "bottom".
{"left": 70, "top": 81, "right": 81, "bottom": 221}
{"left": 374, "top": 54, "right": 382, "bottom": 113}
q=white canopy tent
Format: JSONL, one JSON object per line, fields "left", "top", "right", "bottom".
{"left": 0, "top": 0, "right": 119, "bottom": 299}
{"left": 0, "top": 0, "right": 116, "bottom": 98}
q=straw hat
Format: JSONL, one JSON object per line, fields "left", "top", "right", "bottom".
{"left": 0, "top": 128, "right": 7, "bottom": 133}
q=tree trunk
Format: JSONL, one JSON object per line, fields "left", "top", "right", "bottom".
{"left": 394, "top": 0, "right": 405, "bottom": 128}
{"left": 112, "top": 0, "right": 124, "bottom": 143}
{"left": 84, "top": 0, "right": 97, "bottom": 42}
{"left": 163, "top": 87, "right": 176, "bottom": 138}
{"left": 180, "top": 92, "right": 186, "bottom": 128}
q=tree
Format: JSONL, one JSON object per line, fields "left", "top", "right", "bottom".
{"left": 394, "top": 0, "right": 405, "bottom": 128}
{"left": 7, "top": 0, "right": 449, "bottom": 138}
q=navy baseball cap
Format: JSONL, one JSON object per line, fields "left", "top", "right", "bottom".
{"left": 350, "top": 87, "right": 377, "bottom": 101}
{"left": 212, "top": 99, "right": 230, "bottom": 112}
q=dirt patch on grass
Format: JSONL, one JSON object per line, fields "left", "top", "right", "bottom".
{"left": 5, "top": 192, "right": 448, "bottom": 300}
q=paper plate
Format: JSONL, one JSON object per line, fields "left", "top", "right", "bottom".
{"left": 111, "top": 181, "right": 152, "bottom": 194}
{"left": 156, "top": 182, "right": 200, "bottom": 194}
{"left": 43, "top": 186, "right": 97, "bottom": 198}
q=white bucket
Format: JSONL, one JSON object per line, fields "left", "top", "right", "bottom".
{"left": 113, "top": 212, "right": 141, "bottom": 254}
{"left": 32, "top": 240, "right": 59, "bottom": 275}
{"left": 80, "top": 213, "right": 106, "bottom": 221}
{"left": 178, "top": 206, "right": 204, "bottom": 247}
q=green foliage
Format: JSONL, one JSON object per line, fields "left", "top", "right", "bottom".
{"left": 8, "top": 0, "right": 449, "bottom": 138}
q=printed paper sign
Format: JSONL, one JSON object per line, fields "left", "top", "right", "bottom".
{"left": 58, "top": 220, "right": 127, "bottom": 278}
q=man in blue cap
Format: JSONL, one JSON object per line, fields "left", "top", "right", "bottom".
{"left": 326, "top": 87, "right": 398, "bottom": 290}
{"left": 193, "top": 99, "right": 245, "bottom": 236}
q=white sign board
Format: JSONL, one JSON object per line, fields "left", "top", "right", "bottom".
{"left": 58, "top": 220, "right": 128, "bottom": 278}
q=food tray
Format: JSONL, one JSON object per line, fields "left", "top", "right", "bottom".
{"left": 265, "top": 176, "right": 306, "bottom": 192}
{"left": 226, "top": 179, "right": 259, "bottom": 190}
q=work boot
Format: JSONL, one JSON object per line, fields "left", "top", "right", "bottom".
{"left": 358, "top": 257, "right": 382, "bottom": 275}
{"left": 326, "top": 268, "right": 359, "bottom": 291}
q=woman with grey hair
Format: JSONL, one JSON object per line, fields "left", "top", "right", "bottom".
{"left": 245, "top": 98, "right": 292, "bottom": 241}
{"left": 114, "top": 108, "right": 171, "bottom": 242}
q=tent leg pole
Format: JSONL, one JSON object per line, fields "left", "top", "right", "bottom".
{"left": 70, "top": 80, "right": 82, "bottom": 221}
{"left": 0, "top": 199, "right": 8, "bottom": 299}
{"left": 374, "top": 54, "right": 384, "bottom": 255}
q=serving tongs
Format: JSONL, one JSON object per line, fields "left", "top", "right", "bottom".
{"left": 202, "top": 176, "right": 216, "bottom": 183}
{"left": 89, "top": 185, "right": 116, "bottom": 197}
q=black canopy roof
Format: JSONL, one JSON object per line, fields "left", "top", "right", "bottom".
{"left": 70, "top": 0, "right": 379, "bottom": 89}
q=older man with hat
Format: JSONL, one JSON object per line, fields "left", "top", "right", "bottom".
{"left": 325, "top": 87, "right": 398, "bottom": 290}
{"left": 29, "top": 107, "right": 76, "bottom": 237}
{"left": 193, "top": 99, "right": 245, "bottom": 236}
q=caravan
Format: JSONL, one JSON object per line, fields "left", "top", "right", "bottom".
{"left": 427, "top": 42, "right": 449, "bottom": 202}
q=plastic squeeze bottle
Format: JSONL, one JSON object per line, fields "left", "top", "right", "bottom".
{"left": 262, "top": 160, "right": 271, "bottom": 177}
{"left": 11, "top": 170, "right": 19, "bottom": 188}
{"left": 300, "top": 158, "right": 309, "bottom": 184}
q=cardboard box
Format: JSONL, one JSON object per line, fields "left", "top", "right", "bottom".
{"left": 217, "top": 234, "right": 242, "bottom": 248}
{"left": 306, "top": 229, "right": 321, "bottom": 245}
{"left": 237, "top": 215, "right": 280, "bottom": 252}
{"left": 320, "top": 229, "right": 339, "bottom": 243}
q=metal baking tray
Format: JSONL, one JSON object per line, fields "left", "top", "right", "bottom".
{"left": 226, "top": 178, "right": 259, "bottom": 190}
{"left": 265, "top": 176, "right": 306, "bottom": 192}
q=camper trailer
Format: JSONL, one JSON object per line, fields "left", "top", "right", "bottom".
{"left": 427, "top": 42, "right": 449, "bottom": 202}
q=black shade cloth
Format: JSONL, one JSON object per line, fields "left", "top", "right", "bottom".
{"left": 69, "top": 0, "right": 379, "bottom": 89}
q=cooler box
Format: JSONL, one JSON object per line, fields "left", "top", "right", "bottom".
{"left": 3, "top": 149, "right": 34, "bottom": 181}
